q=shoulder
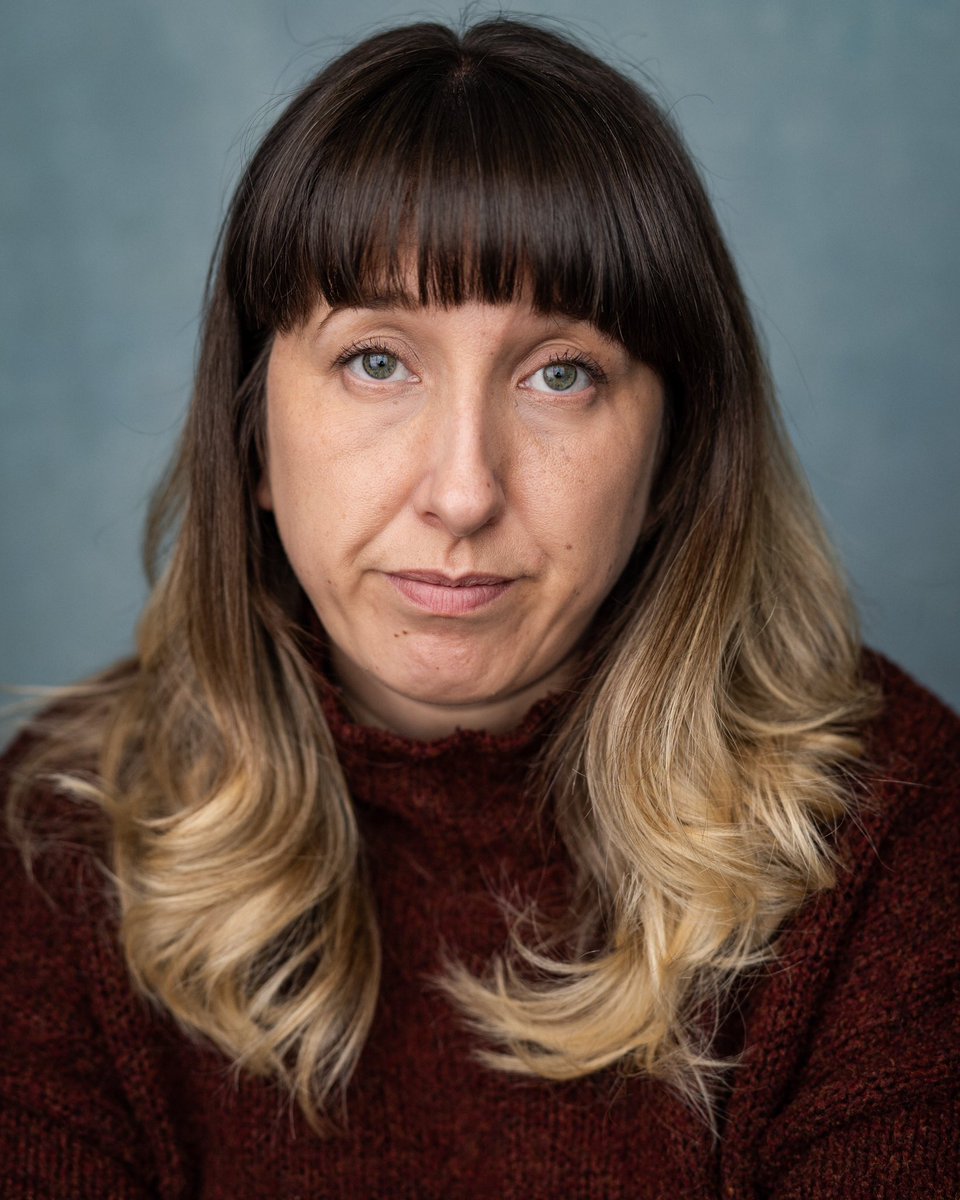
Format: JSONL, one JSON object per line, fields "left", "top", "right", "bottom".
{"left": 859, "top": 648, "right": 959, "bottom": 793}
{"left": 0, "top": 720, "right": 184, "bottom": 1196}
{"left": 0, "top": 713, "right": 122, "bottom": 1089}
{"left": 838, "top": 652, "right": 959, "bottom": 963}
{"left": 1, "top": 687, "right": 118, "bottom": 851}
{"left": 834, "top": 649, "right": 959, "bottom": 928}
{"left": 721, "top": 651, "right": 960, "bottom": 1195}
{"left": 1, "top": 720, "right": 117, "bottom": 1015}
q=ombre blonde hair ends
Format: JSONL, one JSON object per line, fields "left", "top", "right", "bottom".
{"left": 7, "top": 19, "right": 878, "bottom": 1131}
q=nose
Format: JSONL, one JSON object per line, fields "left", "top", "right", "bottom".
{"left": 413, "top": 396, "right": 506, "bottom": 539}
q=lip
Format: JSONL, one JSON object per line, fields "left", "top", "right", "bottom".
{"left": 386, "top": 570, "right": 516, "bottom": 616}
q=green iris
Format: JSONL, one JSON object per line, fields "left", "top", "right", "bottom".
{"left": 542, "top": 363, "right": 578, "bottom": 391}
{"left": 362, "top": 351, "right": 398, "bottom": 379}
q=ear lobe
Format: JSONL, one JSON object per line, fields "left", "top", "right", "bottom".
{"left": 256, "top": 473, "right": 273, "bottom": 511}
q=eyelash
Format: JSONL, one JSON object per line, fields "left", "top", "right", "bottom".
{"left": 332, "top": 338, "right": 407, "bottom": 371}
{"left": 333, "top": 340, "right": 608, "bottom": 388}
{"left": 538, "top": 349, "right": 608, "bottom": 388}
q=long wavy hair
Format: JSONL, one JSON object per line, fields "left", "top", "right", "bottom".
{"left": 7, "top": 17, "right": 878, "bottom": 1130}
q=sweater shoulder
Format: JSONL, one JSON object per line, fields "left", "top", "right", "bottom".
{"left": 0, "top": 721, "right": 194, "bottom": 1198}
{"left": 841, "top": 649, "right": 960, "bottom": 903}
{"left": 721, "top": 651, "right": 960, "bottom": 1195}
{"left": 859, "top": 648, "right": 960, "bottom": 790}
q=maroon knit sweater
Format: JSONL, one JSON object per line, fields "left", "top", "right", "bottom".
{"left": 1, "top": 653, "right": 957, "bottom": 1198}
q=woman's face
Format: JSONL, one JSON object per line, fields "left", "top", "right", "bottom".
{"left": 259, "top": 297, "right": 664, "bottom": 738}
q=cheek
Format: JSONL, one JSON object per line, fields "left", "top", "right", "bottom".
{"left": 537, "top": 434, "right": 657, "bottom": 579}
{"left": 264, "top": 409, "right": 414, "bottom": 591}
{"left": 266, "top": 403, "right": 359, "bottom": 514}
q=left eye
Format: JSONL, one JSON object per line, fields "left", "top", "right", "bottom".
{"left": 523, "top": 361, "right": 593, "bottom": 394}
{"left": 345, "top": 351, "right": 414, "bottom": 382}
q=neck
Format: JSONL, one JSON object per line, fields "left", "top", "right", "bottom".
{"left": 330, "top": 648, "right": 576, "bottom": 741}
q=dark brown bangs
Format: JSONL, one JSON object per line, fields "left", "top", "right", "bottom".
{"left": 227, "top": 21, "right": 723, "bottom": 379}
{"left": 299, "top": 62, "right": 636, "bottom": 331}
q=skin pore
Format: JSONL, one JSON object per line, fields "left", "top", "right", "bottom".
{"left": 258, "top": 298, "right": 664, "bottom": 740}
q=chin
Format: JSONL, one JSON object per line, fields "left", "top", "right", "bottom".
{"left": 375, "top": 638, "right": 524, "bottom": 708}
{"left": 386, "top": 665, "right": 509, "bottom": 709}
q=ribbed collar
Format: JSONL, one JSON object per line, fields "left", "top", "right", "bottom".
{"left": 314, "top": 671, "right": 566, "bottom": 852}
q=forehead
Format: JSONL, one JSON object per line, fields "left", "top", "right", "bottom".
{"left": 291, "top": 246, "right": 626, "bottom": 338}
{"left": 232, "top": 27, "right": 710, "bottom": 379}
{"left": 243, "top": 99, "right": 648, "bottom": 347}
{"left": 294, "top": 287, "right": 630, "bottom": 354}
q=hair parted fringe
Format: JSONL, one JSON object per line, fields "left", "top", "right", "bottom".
{"left": 6, "top": 17, "right": 879, "bottom": 1134}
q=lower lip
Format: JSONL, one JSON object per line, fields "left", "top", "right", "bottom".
{"left": 387, "top": 575, "right": 515, "bottom": 616}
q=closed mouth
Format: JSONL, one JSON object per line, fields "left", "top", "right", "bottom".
{"left": 390, "top": 570, "right": 515, "bottom": 587}
{"left": 385, "top": 571, "right": 516, "bottom": 615}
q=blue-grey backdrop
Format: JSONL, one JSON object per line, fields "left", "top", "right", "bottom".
{"left": 2, "top": 0, "right": 958, "bottom": 711}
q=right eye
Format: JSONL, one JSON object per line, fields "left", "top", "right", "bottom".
{"left": 344, "top": 350, "right": 413, "bottom": 382}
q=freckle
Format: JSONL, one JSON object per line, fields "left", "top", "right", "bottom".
{"left": 401, "top": 629, "right": 409, "bottom": 636}
{"left": 393, "top": 632, "right": 399, "bottom": 638}
{"left": 564, "top": 543, "right": 573, "bottom": 551}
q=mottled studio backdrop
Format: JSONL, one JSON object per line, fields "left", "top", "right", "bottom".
{"left": 2, "top": 0, "right": 958, "bottom": 719}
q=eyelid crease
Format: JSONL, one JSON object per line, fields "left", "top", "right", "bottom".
{"left": 332, "top": 337, "right": 413, "bottom": 369}
{"left": 528, "top": 348, "right": 608, "bottom": 387}
{"left": 334, "top": 338, "right": 420, "bottom": 386}
{"left": 332, "top": 339, "right": 609, "bottom": 391}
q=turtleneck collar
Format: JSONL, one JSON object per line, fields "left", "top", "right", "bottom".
{"left": 314, "top": 669, "right": 567, "bottom": 853}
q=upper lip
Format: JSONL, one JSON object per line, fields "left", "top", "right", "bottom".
{"left": 389, "top": 570, "right": 515, "bottom": 587}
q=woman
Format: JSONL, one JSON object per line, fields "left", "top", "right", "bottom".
{"left": 2, "top": 17, "right": 957, "bottom": 1199}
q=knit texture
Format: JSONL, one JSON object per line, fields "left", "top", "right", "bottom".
{"left": 1, "top": 652, "right": 957, "bottom": 1198}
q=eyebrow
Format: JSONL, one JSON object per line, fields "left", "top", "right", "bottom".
{"left": 348, "top": 291, "right": 421, "bottom": 311}
{"left": 311, "top": 291, "right": 421, "bottom": 338}
{"left": 309, "top": 293, "right": 626, "bottom": 356}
